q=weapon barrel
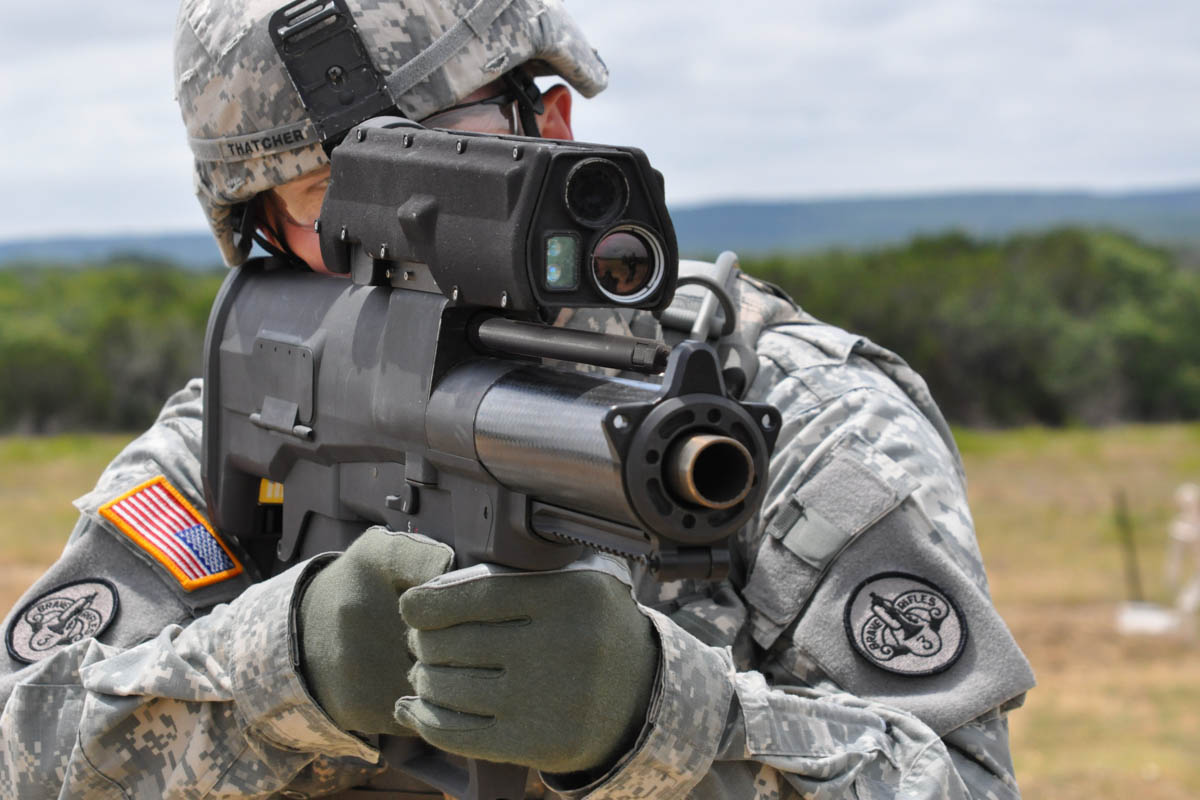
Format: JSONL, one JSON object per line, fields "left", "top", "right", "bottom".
{"left": 426, "top": 347, "right": 778, "bottom": 559}
{"left": 666, "top": 434, "right": 754, "bottom": 510}
{"left": 471, "top": 367, "right": 656, "bottom": 523}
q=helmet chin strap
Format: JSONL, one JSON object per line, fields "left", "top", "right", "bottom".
{"left": 234, "top": 197, "right": 313, "bottom": 270}
{"left": 502, "top": 68, "right": 544, "bottom": 138}
{"left": 252, "top": 228, "right": 310, "bottom": 269}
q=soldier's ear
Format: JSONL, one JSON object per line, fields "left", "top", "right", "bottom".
{"left": 537, "top": 84, "right": 573, "bottom": 140}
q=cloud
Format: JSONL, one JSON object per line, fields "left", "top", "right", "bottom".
{"left": 567, "top": 0, "right": 1200, "bottom": 202}
{"left": 2, "top": 0, "right": 1198, "bottom": 238}
{"left": 2, "top": 33, "right": 198, "bottom": 238}
{"left": 0, "top": 1, "right": 175, "bottom": 58}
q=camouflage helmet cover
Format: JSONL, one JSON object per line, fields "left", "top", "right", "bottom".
{"left": 174, "top": 0, "right": 608, "bottom": 266}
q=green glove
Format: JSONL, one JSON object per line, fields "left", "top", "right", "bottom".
{"left": 395, "top": 555, "right": 660, "bottom": 775}
{"left": 298, "top": 526, "right": 455, "bottom": 735}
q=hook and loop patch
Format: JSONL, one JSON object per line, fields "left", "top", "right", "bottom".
{"left": 6, "top": 579, "right": 119, "bottom": 664}
{"left": 99, "top": 476, "right": 243, "bottom": 592}
{"left": 844, "top": 572, "right": 967, "bottom": 676}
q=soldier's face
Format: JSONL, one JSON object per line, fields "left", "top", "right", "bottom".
{"left": 262, "top": 84, "right": 575, "bottom": 274}
{"left": 263, "top": 167, "right": 332, "bottom": 271}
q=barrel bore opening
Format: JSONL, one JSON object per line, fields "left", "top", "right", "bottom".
{"left": 670, "top": 434, "right": 754, "bottom": 510}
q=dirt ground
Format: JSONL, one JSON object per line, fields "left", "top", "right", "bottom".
{"left": 958, "top": 424, "right": 1200, "bottom": 798}
{"left": 2, "top": 425, "right": 1199, "bottom": 797}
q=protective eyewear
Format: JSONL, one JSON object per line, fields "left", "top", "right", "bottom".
{"left": 269, "top": 78, "right": 544, "bottom": 229}
{"left": 419, "top": 92, "right": 529, "bottom": 136}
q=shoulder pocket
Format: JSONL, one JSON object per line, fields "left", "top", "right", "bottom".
{"left": 744, "top": 433, "right": 918, "bottom": 649}
{"left": 758, "top": 323, "right": 862, "bottom": 372}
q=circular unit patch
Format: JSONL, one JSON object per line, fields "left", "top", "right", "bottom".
{"left": 843, "top": 572, "right": 966, "bottom": 676}
{"left": 6, "top": 579, "right": 119, "bottom": 664}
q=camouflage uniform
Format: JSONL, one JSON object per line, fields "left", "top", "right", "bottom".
{"left": 0, "top": 270, "right": 1034, "bottom": 798}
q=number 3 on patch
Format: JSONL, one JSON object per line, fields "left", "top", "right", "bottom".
{"left": 99, "top": 476, "right": 243, "bottom": 591}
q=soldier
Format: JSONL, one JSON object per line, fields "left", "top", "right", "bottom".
{"left": 0, "top": 0, "right": 1035, "bottom": 797}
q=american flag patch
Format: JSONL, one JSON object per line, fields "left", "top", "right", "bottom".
{"left": 99, "top": 476, "right": 242, "bottom": 591}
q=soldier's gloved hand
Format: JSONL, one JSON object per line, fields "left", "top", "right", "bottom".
{"left": 395, "top": 556, "right": 660, "bottom": 775}
{"left": 298, "top": 526, "right": 455, "bottom": 735}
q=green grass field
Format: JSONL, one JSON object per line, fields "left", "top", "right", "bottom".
{"left": 1, "top": 425, "right": 1198, "bottom": 798}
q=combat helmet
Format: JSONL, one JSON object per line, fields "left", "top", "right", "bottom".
{"left": 175, "top": 0, "right": 608, "bottom": 266}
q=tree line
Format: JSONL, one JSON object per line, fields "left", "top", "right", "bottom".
{"left": 744, "top": 228, "right": 1200, "bottom": 426}
{"left": 0, "top": 261, "right": 223, "bottom": 433}
{"left": 0, "top": 226, "right": 1196, "bottom": 433}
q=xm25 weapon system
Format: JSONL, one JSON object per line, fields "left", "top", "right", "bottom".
{"left": 200, "top": 121, "right": 781, "bottom": 799}
{"left": 199, "top": 2, "right": 783, "bottom": 795}
{"left": 202, "top": 119, "right": 781, "bottom": 583}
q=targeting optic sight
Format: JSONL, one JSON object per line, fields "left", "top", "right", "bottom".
{"left": 317, "top": 119, "right": 679, "bottom": 321}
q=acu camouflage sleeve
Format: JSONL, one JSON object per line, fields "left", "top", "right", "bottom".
{"left": 0, "top": 379, "right": 382, "bottom": 798}
{"left": 547, "top": 301, "right": 1033, "bottom": 799}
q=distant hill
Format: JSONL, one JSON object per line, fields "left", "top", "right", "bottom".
{"left": 2, "top": 187, "right": 1198, "bottom": 267}
{"left": 0, "top": 233, "right": 227, "bottom": 270}
{"left": 671, "top": 187, "right": 1200, "bottom": 256}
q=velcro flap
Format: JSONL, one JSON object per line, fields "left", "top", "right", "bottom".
{"left": 774, "top": 501, "right": 845, "bottom": 569}
{"left": 788, "top": 502, "right": 1036, "bottom": 735}
{"left": 786, "top": 435, "right": 918, "bottom": 565}
{"left": 745, "top": 434, "right": 918, "bottom": 649}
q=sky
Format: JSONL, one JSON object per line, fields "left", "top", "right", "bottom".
{"left": 2, "top": 0, "right": 1198, "bottom": 240}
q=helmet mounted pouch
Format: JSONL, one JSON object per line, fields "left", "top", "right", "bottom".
{"left": 269, "top": 0, "right": 397, "bottom": 149}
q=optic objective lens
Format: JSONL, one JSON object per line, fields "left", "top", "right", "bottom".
{"left": 592, "top": 229, "right": 656, "bottom": 300}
